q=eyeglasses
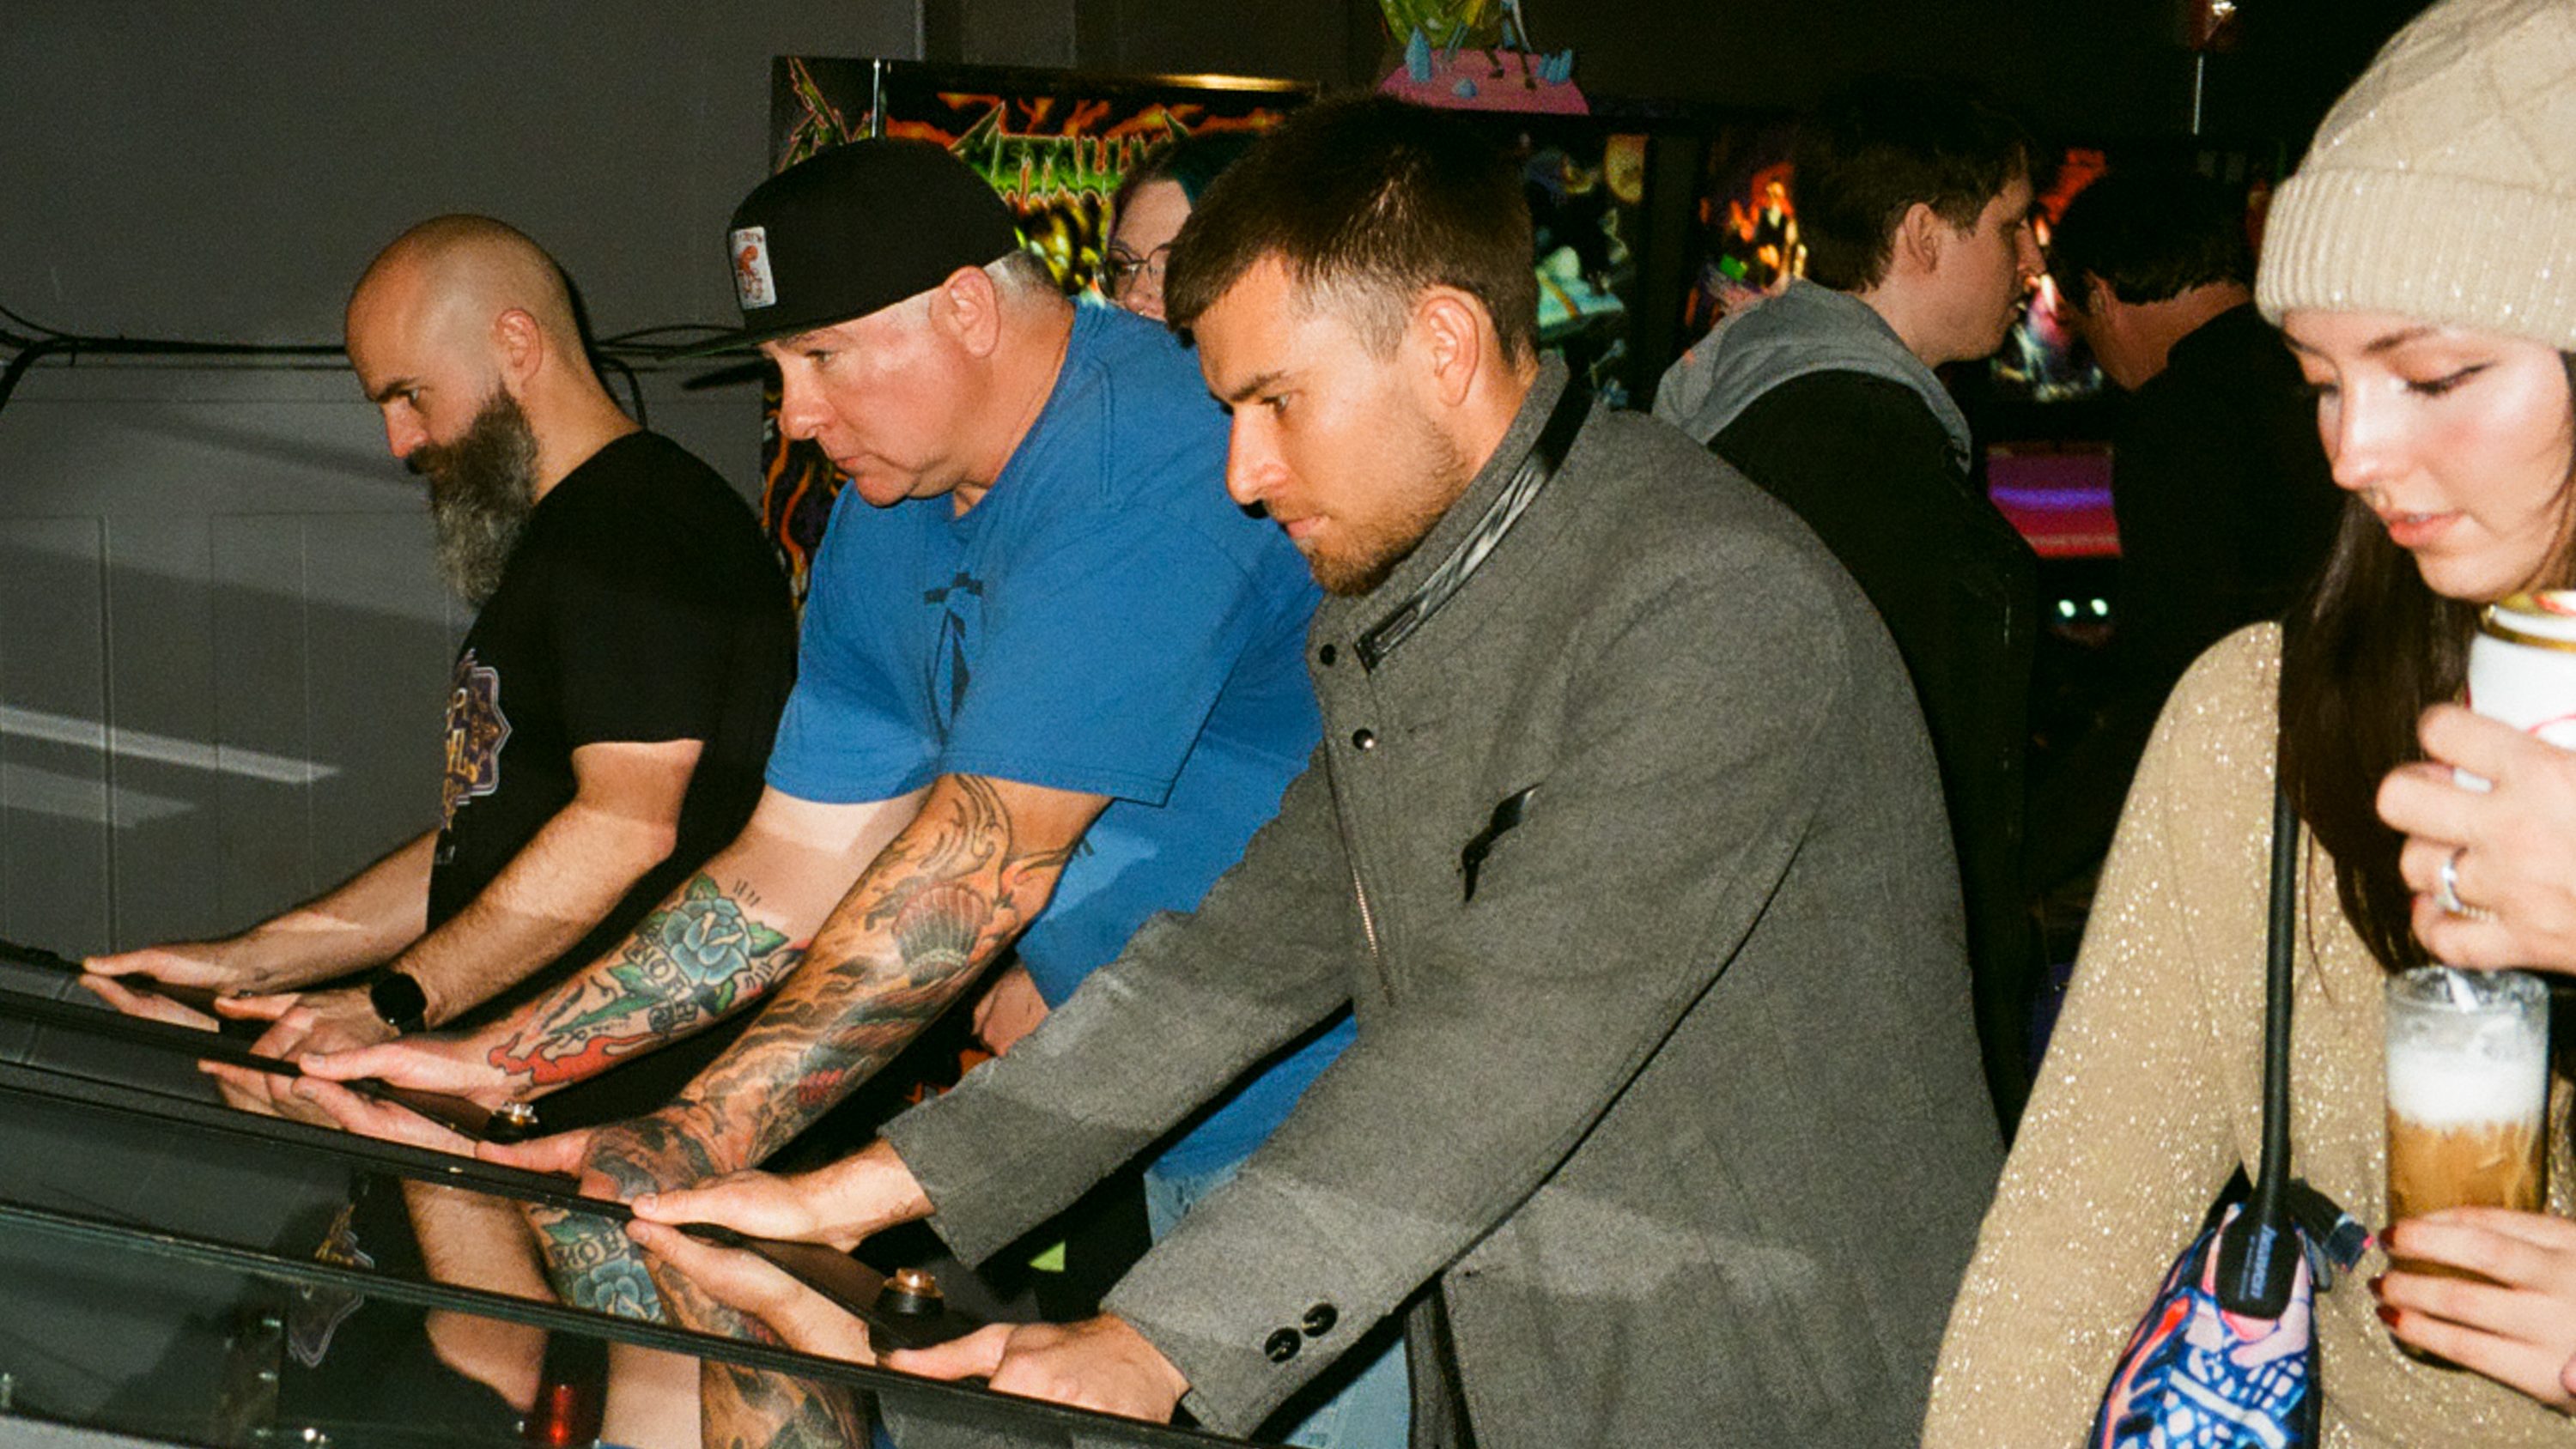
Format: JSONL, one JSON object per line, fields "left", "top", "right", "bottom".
{"left": 1102, "top": 243, "right": 1172, "bottom": 298}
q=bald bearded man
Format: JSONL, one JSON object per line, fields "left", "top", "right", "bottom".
{"left": 90, "top": 215, "right": 796, "bottom": 1106}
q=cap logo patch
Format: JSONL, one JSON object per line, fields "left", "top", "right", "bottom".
{"left": 730, "top": 227, "right": 777, "bottom": 310}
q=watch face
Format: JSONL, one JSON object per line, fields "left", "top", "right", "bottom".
{"left": 369, "top": 972, "right": 428, "bottom": 1031}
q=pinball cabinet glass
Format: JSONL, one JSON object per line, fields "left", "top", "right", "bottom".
{"left": 0, "top": 949, "right": 1259, "bottom": 1449}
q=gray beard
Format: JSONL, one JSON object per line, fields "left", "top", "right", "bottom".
{"left": 410, "top": 390, "right": 540, "bottom": 607}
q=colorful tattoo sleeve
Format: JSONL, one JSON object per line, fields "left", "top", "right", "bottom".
{"left": 685, "top": 775, "right": 1083, "bottom": 1168}
{"left": 703, "top": 1362, "right": 866, "bottom": 1448}
{"left": 488, "top": 874, "right": 804, "bottom": 1088}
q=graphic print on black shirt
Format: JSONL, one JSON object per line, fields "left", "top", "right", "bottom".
{"left": 437, "top": 648, "right": 510, "bottom": 864}
{"left": 423, "top": 433, "right": 797, "bottom": 1072}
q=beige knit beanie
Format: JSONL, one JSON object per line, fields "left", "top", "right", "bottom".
{"left": 2256, "top": 0, "right": 2576, "bottom": 349}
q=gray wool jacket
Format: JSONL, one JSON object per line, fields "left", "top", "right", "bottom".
{"left": 882, "top": 361, "right": 2004, "bottom": 1448}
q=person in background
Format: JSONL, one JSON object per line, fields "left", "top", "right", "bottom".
{"left": 2026, "top": 168, "right": 2342, "bottom": 893}
{"left": 1654, "top": 72, "right": 2044, "bottom": 1132}
{"left": 1924, "top": 2, "right": 2576, "bottom": 1438}
{"left": 1102, "top": 133, "right": 1255, "bottom": 323}
{"left": 623, "top": 94, "right": 1999, "bottom": 1449}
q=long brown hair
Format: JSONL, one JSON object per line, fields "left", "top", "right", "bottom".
{"left": 2276, "top": 355, "right": 2576, "bottom": 973}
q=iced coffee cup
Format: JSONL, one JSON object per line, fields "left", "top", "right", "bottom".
{"left": 2385, "top": 967, "right": 2549, "bottom": 1260}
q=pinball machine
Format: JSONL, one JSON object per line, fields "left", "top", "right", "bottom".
{"left": 0, "top": 945, "right": 1261, "bottom": 1449}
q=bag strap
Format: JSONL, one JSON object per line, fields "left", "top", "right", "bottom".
{"left": 2215, "top": 783, "right": 2304, "bottom": 1315}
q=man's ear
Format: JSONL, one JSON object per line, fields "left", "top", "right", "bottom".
{"left": 1411, "top": 288, "right": 1488, "bottom": 409}
{"left": 1893, "top": 201, "right": 1946, "bottom": 278}
{"left": 491, "top": 307, "right": 545, "bottom": 388}
{"left": 2082, "top": 274, "right": 2118, "bottom": 321}
{"left": 933, "top": 265, "right": 1005, "bottom": 357}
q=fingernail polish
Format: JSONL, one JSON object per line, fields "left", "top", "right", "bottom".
{"left": 2367, "top": 1273, "right": 2386, "bottom": 1297}
{"left": 2377, "top": 1304, "right": 2401, "bottom": 1328}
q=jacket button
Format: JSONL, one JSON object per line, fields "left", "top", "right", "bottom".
{"left": 1351, "top": 729, "right": 1376, "bottom": 750}
{"left": 1317, "top": 643, "right": 1338, "bottom": 666}
{"left": 1264, "top": 1328, "right": 1301, "bottom": 1362}
{"left": 1303, "top": 1303, "right": 1338, "bottom": 1337}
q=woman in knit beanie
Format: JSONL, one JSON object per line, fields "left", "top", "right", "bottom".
{"left": 1922, "top": 0, "right": 2576, "bottom": 1440}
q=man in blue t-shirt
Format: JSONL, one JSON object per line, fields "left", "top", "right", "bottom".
{"left": 312, "top": 139, "right": 1345, "bottom": 1387}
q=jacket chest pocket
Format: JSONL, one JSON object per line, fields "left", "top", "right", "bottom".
{"left": 1460, "top": 784, "right": 1540, "bottom": 904}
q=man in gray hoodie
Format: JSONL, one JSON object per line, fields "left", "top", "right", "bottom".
{"left": 1656, "top": 74, "right": 2044, "bottom": 1133}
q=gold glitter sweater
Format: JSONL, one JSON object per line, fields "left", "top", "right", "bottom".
{"left": 1923, "top": 626, "right": 2576, "bottom": 1446}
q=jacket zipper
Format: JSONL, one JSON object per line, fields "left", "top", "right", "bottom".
{"left": 1350, "top": 862, "right": 1382, "bottom": 961}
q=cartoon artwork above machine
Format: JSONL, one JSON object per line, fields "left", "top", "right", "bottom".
{"left": 1376, "top": 0, "right": 1585, "bottom": 114}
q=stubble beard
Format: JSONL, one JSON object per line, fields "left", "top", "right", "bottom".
{"left": 409, "top": 388, "right": 542, "bottom": 607}
{"left": 1308, "top": 413, "right": 1475, "bottom": 598}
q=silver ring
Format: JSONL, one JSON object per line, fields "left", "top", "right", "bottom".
{"left": 2437, "top": 847, "right": 2476, "bottom": 918}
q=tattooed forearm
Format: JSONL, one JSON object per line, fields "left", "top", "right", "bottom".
{"left": 488, "top": 874, "right": 805, "bottom": 1088}
{"left": 704, "top": 1362, "right": 865, "bottom": 1449}
{"left": 532, "top": 1209, "right": 665, "bottom": 1321}
{"left": 675, "top": 775, "right": 1092, "bottom": 1167}
{"left": 532, "top": 1112, "right": 728, "bottom": 1318}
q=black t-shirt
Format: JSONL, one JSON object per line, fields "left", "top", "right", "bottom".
{"left": 429, "top": 431, "right": 795, "bottom": 1119}
{"left": 2111, "top": 302, "right": 2342, "bottom": 702}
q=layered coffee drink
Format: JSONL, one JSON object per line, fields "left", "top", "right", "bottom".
{"left": 2385, "top": 967, "right": 2549, "bottom": 1281}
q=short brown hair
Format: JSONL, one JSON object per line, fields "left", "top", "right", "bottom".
{"left": 1793, "top": 75, "right": 2033, "bottom": 292}
{"left": 1164, "top": 95, "right": 1537, "bottom": 363}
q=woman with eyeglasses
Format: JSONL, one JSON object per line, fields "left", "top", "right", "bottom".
{"left": 1101, "top": 135, "right": 1253, "bottom": 321}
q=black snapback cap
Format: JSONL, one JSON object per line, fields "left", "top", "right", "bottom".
{"left": 691, "top": 139, "right": 1023, "bottom": 355}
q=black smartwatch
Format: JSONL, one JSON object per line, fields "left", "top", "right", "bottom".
{"left": 368, "top": 970, "right": 429, "bottom": 1034}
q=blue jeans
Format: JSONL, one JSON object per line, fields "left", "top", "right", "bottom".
{"left": 1142, "top": 1158, "right": 1411, "bottom": 1449}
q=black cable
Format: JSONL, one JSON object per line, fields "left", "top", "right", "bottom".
{"left": 0, "top": 301, "right": 759, "bottom": 439}
{"left": 0, "top": 335, "right": 78, "bottom": 422}
{"left": 598, "top": 350, "right": 650, "bottom": 427}
{"left": 594, "top": 322, "right": 733, "bottom": 347}
{"left": 0, "top": 300, "right": 74, "bottom": 338}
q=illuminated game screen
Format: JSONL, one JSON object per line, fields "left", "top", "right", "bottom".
{"left": 1990, "top": 148, "right": 2111, "bottom": 407}
{"left": 1466, "top": 118, "right": 1656, "bottom": 409}
{"left": 1675, "top": 118, "right": 1803, "bottom": 350}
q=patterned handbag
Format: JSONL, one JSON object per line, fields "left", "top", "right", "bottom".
{"left": 2087, "top": 786, "right": 2371, "bottom": 1448}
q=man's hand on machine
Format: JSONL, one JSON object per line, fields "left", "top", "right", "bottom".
{"left": 623, "top": 1216, "right": 878, "bottom": 1364}
{"left": 287, "top": 1070, "right": 483, "bottom": 1155}
{"left": 187, "top": 987, "right": 398, "bottom": 1124}
{"left": 84, "top": 940, "right": 246, "bottom": 997}
{"left": 628, "top": 1138, "right": 933, "bottom": 1252}
{"left": 225, "top": 985, "right": 396, "bottom": 1058}
{"left": 84, "top": 939, "right": 320, "bottom": 1021}
{"left": 885, "top": 1314, "right": 1190, "bottom": 1423}
{"left": 304, "top": 1032, "right": 513, "bottom": 1107}
{"left": 294, "top": 1034, "right": 519, "bottom": 1149}
{"left": 77, "top": 969, "right": 224, "bottom": 1032}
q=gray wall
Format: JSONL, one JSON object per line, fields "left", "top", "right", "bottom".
{"left": 0, "top": 2, "right": 916, "bottom": 953}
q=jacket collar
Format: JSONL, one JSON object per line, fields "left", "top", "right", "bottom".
{"left": 1334, "top": 358, "right": 1587, "bottom": 671}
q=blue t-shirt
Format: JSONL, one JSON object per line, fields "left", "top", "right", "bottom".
{"left": 768, "top": 304, "right": 1350, "bottom": 1175}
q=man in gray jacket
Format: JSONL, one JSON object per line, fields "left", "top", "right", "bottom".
{"left": 634, "top": 94, "right": 2002, "bottom": 1448}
